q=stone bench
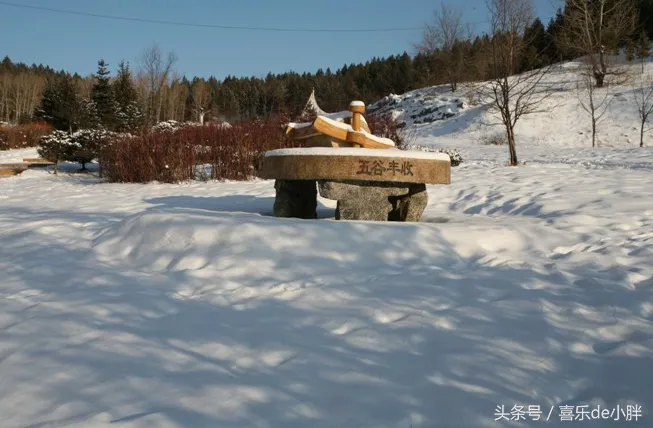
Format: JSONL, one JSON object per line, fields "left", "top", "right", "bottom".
{"left": 258, "top": 147, "right": 451, "bottom": 222}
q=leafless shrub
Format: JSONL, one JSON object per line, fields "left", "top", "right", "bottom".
{"left": 632, "top": 72, "right": 653, "bottom": 147}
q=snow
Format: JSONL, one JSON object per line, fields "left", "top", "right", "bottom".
{"left": 350, "top": 100, "right": 366, "bottom": 107}
{"left": 286, "top": 121, "right": 312, "bottom": 130}
{"left": 368, "top": 89, "right": 465, "bottom": 126}
{"left": 385, "top": 61, "right": 653, "bottom": 157}
{"left": 0, "top": 147, "right": 38, "bottom": 163}
{"left": 265, "top": 147, "right": 451, "bottom": 161}
{"left": 1, "top": 148, "right": 652, "bottom": 426}
{"left": 1, "top": 58, "right": 653, "bottom": 427}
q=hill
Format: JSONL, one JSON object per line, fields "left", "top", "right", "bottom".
{"left": 368, "top": 56, "right": 653, "bottom": 167}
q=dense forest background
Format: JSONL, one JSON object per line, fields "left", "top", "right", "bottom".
{"left": 0, "top": 0, "right": 651, "bottom": 131}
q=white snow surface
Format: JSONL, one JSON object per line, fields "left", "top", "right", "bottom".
{"left": 0, "top": 147, "right": 38, "bottom": 163}
{"left": 1, "top": 145, "right": 652, "bottom": 427}
{"left": 265, "top": 147, "right": 450, "bottom": 161}
{"left": 1, "top": 59, "right": 653, "bottom": 427}
{"left": 385, "top": 60, "right": 653, "bottom": 156}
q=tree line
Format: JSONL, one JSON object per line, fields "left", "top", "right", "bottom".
{"left": 0, "top": 0, "right": 651, "bottom": 131}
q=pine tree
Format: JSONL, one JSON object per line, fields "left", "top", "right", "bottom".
{"left": 638, "top": 0, "right": 653, "bottom": 40}
{"left": 34, "top": 78, "right": 59, "bottom": 126}
{"left": 79, "top": 98, "right": 101, "bottom": 129}
{"left": 626, "top": 39, "right": 636, "bottom": 62}
{"left": 91, "top": 59, "right": 115, "bottom": 130}
{"left": 637, "top": 30, "right": 651, "bottom": 73}
{"left": 112, "top": 61, "right": 143, "bottom": 132}
{"left": 35, "top": 74, "right": 81, "bottom": 133}
{"left": 522, "top": 18, "right": 549, "bottom": 71}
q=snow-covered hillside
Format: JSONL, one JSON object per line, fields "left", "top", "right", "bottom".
{"left": 369, "top": 88, "right": 467, "bottom": 125}
{"left": 1, "top": 58, "right": 652, "bottom": 427}
{"left": 370, "top": 59, "right": 653, "bottom": 159}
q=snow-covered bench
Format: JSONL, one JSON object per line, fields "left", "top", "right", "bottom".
{"left": 0, "top": 158, "right": 54, "bottom": 176}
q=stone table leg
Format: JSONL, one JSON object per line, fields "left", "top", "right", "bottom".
{"left": 319, "top": 180, "right": 427, "bottom": 222}
{"left": 388, "top": 183, "right": 428, "bottom": 222}
{"left": 273, "top": 179, "right": 317, "bottom": 219}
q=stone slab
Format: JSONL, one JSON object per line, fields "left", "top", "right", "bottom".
{"left": 258, "top": 149, "right": 451, "bottom": 185}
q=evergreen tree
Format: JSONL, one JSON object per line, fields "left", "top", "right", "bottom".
{"left": 91, "top": 59, "right": 115, "bottom": 129}
{"left": 522, "top": 18, "right": 549, "bottom": 71}
{"left": 34, "top": 78, "right": 59, "bottom": 127}
{"left": 626, "top": 38, "right": 636, "bottom": 62}
{"left": 79, "top": 98, "right": 101, "bottom": 129}
{"left": 638, "top": 0, "right": 653, "bottom": 40}
{"left": 35, "top": 74, "right": 81, "bottom": 133}
{"left": 112, "top": 61, "right": 143, "bottom": 132}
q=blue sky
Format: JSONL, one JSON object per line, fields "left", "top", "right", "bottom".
{"left": 0, "top": 0, "right": 560, "bottom": 80}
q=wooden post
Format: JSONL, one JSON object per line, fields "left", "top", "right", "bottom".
{"left": 349, "top": 101, "right": 365, "bottom": 148}
{"left": 349, "top": 101, "right": 365, "bottom": 131}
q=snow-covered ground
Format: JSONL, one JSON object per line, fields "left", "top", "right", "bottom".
{"left": 0, "top": 147, "right": 38, "bottom": 163}
{"left": 1, "top": 59, "right": 652, "bottom": 427}
{"left": 1, "top": 143, "right": 652, "bottom": 427}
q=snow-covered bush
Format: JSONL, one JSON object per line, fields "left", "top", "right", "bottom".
{"left": 401, "top": 144, "right": 463, "bottom": 166}
{"left": 151, "top": 120, "right": 185, "bottom": 133}
{"left": 481, "top": 132, "right": 507, "bottom": 146}
{"left": 37, "top": 128, "right": 117, "bottom": 172}
{"left": 151, "top": 120, "right": 201, "bottom": 133}
{"left": 150, "top": 120, "right": 231, "bottom": 134}
{"left": 37, "top": 131, "right": 75, "bottom": 173}
{"left": 68, "top": 129, "right": 115, "bottom": 169}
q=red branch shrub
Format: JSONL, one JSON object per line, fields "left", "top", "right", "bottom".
{"left": 0, "top": 122, "right": 54, "bottom": 150}
{"left": 101, "top": 119, "right": 300, "bottom": 183}
{"left": 365, "top": 113, "right": 407, "bottom": 149}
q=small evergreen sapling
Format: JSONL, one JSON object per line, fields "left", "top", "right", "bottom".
{"left": 68, "top": 129, "right": 112, "bottom": 170}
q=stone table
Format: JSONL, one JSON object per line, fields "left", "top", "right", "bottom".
{"left": 258, "top": 147, "right": 451, "bottom": 222}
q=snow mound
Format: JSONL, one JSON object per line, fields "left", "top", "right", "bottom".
{"left": 92, "top": 210, "right": 460, "bottom": 273}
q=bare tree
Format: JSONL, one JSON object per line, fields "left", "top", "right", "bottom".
{"left": 559, "top": 0, "right": 638, "bottom": 88}
{"left": 163, "top": 75, "right": 189, "bottom": 122}
{"left": 139, "top": 43, "right": 177, "bottom": 125}
{"left": 632, "top": 72, "right": 653, "bottom": 147}
{"left": 577, "top": 66, "right": 613, "bottom": 147}
{"left": 478, "top": 0, "right": 555, "bottom": 166}
{"left": 415, "top": 3, "right": 472, "bottom": 92}
{"left": 190, "top": 79, "right": 210, "bottom": 122}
